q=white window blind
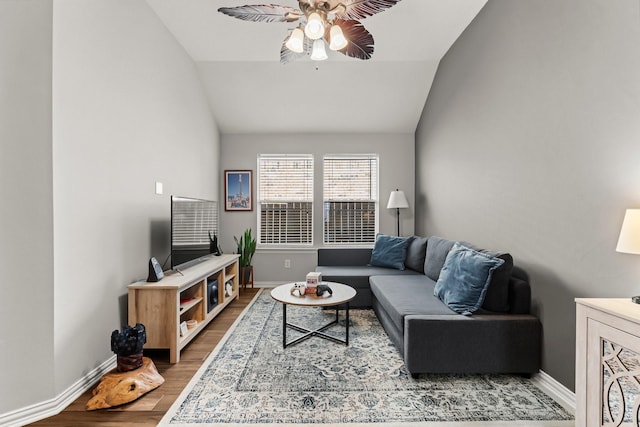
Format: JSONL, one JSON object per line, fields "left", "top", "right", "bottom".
{"left": 258, "top": 155, "right": 313, "bottom": 245}
{"left": 323, "top": 155, "right": 378, "bottom": 244}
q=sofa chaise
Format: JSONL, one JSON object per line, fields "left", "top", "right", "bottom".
{"left": 316, "top": 235, "right": 541, "bottom": 377}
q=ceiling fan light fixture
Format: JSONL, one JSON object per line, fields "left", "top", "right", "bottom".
{"left": 217, "top": 1, "right": 402, "bottom": 64}
{"left": 329, "top": 25, "right": 348, "bottom": 51}
{"left": 304, "top": 12, "right": 325, "bottom": 40}
{"left": 285, "top": 27, "right": 304, "bottom": 53}
{"left": 310, "top": 39, "right": 328, "bottom": 61}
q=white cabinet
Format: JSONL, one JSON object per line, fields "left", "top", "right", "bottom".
{"left": 575, "top": 298, "right": 640, "bottom": 427}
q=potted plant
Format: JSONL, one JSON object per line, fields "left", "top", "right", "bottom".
{"left": 234, "top": 228, "right": 256, "bottom": 287}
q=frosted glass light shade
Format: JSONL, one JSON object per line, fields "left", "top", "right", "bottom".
{"left": 329, "top": 25, "right": 348, "bottom": 51}
{"left": 285, "top": 28, "right": 304, "bottom": 53}
{"left": 387, "top": 190, "right": 409, "bottom": 209}
{"left": 304, "top": 12, "right": 325, "bottom": 40}
{"left": 617, "top": 209, "right": 640, "bottom": 254}
{"left": 310, "top": 39, "right": 328, "bottom": 61}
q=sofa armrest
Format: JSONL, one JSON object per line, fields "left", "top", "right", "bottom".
{"left": 317, "top": 248, "right": 372, "bottom": 266}
{"left": 404, "top": 314, "right": 541, "bottom": 375}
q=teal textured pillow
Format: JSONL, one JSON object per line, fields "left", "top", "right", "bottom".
{"left": 433, "top": 242, "right": 505, "bottom": 315}
{"left": 370, "top": 234, "right": 412, "bottom": 270}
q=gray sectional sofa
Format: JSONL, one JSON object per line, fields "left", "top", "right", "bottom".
{"left": 316, "top": 235, "right": 541, "bottom": 377}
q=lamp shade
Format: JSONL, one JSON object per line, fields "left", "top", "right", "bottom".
{"left": 310, "top": 39, "right": 328, "bottom": 61}
{"left": 304, "top": 12, "right": 325, "bottom": 40}
{"left": 285, "top": 27, "right": 304, "bottom": 53}
{"left": 617, "top": 209, "right": 640, "bottom": 254}
{"left": 329, "top": 25, "right": 348, "bottom": 51}
{"left": 387, "top": 190, "right": 409, "bottom": 209}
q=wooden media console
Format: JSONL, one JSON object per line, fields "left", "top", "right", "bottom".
{"left": 128, "top": 254, "right": 239, "bottom": 363}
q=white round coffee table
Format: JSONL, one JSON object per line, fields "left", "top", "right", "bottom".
{"left": 270, "top": 282, "right": 356, "bottom": 348}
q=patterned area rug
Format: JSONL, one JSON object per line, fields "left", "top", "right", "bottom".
{"left": 160, "top": 290, "right": 573, "bottom": 426}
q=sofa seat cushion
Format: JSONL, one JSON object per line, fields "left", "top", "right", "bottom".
{"left": 317, "top": 266, "right": 421, "bottom": 289}
{"left": 370, "top": 275, "right": 456, "bottom": 333}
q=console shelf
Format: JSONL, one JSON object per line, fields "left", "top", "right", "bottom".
{"left": 179, "top": 297, "right": 202, "bottom": 313}
{"left": 128, "top": 254, "right": 239, "bottom": 363}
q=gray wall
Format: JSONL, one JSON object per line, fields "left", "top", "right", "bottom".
{"left": 0, "top": 0, "right": 54, "bottom": 413}
{"left": 415, "top": 0, "right": 640, "bottom": 391}
{"left": 52, "top": 0, "right": 220, "bottom": 398}
{"left": 220, "top": 133, "right": 415, "bottom": 284}
{"left": 0, "top": 0, "right": 221, "bottom": 417}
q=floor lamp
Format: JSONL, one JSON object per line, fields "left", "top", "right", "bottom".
{"left": 387, "top": 189, "right": 409, "bottom": 236}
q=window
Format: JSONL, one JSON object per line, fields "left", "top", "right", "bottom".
{"left": 323, "top": 155, "right": 378, "bottom": 244}
{"left": 258, "top": 155, "right": 313, "bottom": 245}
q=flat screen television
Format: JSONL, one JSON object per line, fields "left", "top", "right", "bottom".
{"left": 171, "top": 196, "right": 219, "bottom": 270}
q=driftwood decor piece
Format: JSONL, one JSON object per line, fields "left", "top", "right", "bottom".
{"left": 86, "top": 357, "right": 164, "bottom": 410}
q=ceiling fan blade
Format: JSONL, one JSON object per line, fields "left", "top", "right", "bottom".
{"left": 333, "top": 0, "right": 402, "bottom": 21}
{"left": 218, "top": 4, "right": 301, "bottom": 23}
{"left": 334, "top": 19, "right": 374, "bottom": 60}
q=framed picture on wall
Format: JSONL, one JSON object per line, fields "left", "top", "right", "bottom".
{"left": 225, "top": 170, "right": 253, "bottom": 211}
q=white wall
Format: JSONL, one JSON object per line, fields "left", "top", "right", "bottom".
{"left": 220, "top": 133, "right": 415, "bottom": 284}
{"left": 0, "top": 0, "right": 54, "bottom": 413}
{"left": 51, "top": 0, "right": 220, "bottom": 401}
{"left": 415, "top": 0, "right": 640, "bottom": 390}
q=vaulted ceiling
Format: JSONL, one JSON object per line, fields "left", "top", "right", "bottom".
{"left": 146, "top": 0, "right": 487, "bottom": 134}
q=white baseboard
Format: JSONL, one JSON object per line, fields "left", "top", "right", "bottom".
{"left": 253, "top": 281, "right": 279, "bottom": 288}
{"left": 0, "top": 355, "right": 116, "bottom": 427}
{"left": 531, "top": 370, "right": 576, "bottom": 415}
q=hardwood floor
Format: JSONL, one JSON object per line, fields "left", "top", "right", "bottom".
{"left": 28, "top": 288, "right": 261, "bottom": 427}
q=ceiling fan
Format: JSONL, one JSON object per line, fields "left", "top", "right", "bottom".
{"left": 218, "top": 0, "right": 402, "bottom": 64}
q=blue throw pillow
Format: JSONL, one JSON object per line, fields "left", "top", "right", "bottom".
{"left": 370, "top": 234, "right": 412, "bottom": 270}
{"left": 433, "top": 242, "right": 505, "bottom": 315}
